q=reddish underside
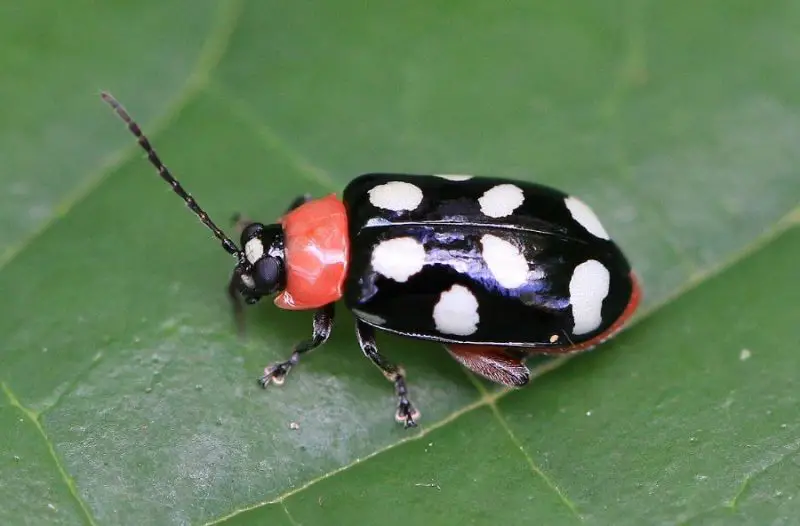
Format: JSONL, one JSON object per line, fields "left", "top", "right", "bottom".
{"left": 447, "top": 272, "right": 642, "bottom": 358}
{"left": 273, "top": 194, "right": 349, "bottom": 310}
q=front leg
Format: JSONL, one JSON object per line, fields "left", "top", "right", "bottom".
{"left": 227, "top": 268, "right": 246, "bottom": 335}
{"left": 355, "top": 320, "right": 420, "bottom": 428}
{"left": 285, "top": 193, "right": 312, "bottom": 213}
{"left": 231, "top": 194, "right": 311, "bottom": 236}
{"left": 259, "top": 302, "right": 335, "bottom": 387}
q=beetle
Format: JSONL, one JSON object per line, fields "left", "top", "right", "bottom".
{"left": 102, "top": 92, "right": 641, "bottom": 428}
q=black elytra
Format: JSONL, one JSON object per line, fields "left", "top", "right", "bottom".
{"left": 343, "top": 174, "right": 639, "bottom": 347}
{"left": 102, "top": 92, "right": 641, "bottom": 429}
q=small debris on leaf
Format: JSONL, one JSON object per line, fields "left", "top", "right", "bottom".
{"left": 739, "top": 348, "right": 752, "bottom": 361}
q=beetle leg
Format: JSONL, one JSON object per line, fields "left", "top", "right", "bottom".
{"left": 227, "top": 268, "right": 246, "bottom": 335}
{"left": 355, "top": 320, "right": 420, "bottom": 428}
{"left": 445, "top": 344, "right": 530, "bottom": 387}
{"left": 227, "top": 265, "right": 263, "bottom": 334}
{"left": 229, "top": 194, "right": 310, "bottom": 235}
{"left": 258, "top": 302, "right": 336, "bottom": 387}
{"left": 285, "top": 193, "right": 313, "bottom": 213}
{"left": 225, "top": 212, "right": 253, "bottom": 334}
{"left": 230, "top": 213, "right": 254, "bottom": 233}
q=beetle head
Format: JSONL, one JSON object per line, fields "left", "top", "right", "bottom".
{"left": 234, "top": 222, "right": 287, "bottom": 303}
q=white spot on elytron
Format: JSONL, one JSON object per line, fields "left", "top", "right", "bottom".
{"left": 569, "top": 259, "right": 611, "bottom": 335}
{"left": 549, "top": 334, "right": 560, "bottom": 343}
{"left": 433, "top": 284, "right": 480, "bottom": 336}
{"left": 480, "top": 234, "right": 529, "bottom": 288}
{"left": 352, "top": 309, "right": 386, "bottom": 326}
{"left": 371, "top": 237, "right": 426, "bottom": 282}
{"left": 478, "top": 184, "right": 525, "bottom": 218}
{"left": 368, "top": 181, "right": 423, "bottom": 212}
{"left": 435, "top": 174, "right": 473, "bottom": 181}
{"left": 564, "top": 196, "right": 610, "bottom": 240}
{"left": 240, "top": 274, "right": 256, "bottom": 288}
{"left": 245, "top": 238, "right": 264, "bottom": 263}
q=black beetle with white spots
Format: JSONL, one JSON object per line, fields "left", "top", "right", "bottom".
{"left": 100, "top": 91, "right": 641, "bottom": 429}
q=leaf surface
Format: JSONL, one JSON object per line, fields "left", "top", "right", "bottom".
{"left": 1, "top": 1, "right": 798, "bottom": 524}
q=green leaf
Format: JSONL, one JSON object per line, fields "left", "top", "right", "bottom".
{"left": 1, "top": 1, "right": 798, "bottom": 525}
{"left": 0, "top": 0, "right": 221, "bottom": 258}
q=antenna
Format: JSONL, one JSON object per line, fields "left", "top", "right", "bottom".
{"left": 100, "top": 91, "right": 243, "bottom": 261}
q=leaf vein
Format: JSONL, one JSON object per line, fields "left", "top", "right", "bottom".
{"left": 39, "top": 351, "right": 105, "bottom": 418}
{"left": 461, "top": 368, "right": 583, "bottom": 520}
{"left": 675, "top": 437, "right": 800, "bottom": 525}
{"left": 488, "top": 404, "right": 583, "bottom": 521}
{"left": 280, "top": 501, "right": 301, "bottom": 526}
{"left": 201, "top": 396, "right": 490, "bottom": 526}
{"left": 2, "top": 383, "right": 98, "bottom": 526}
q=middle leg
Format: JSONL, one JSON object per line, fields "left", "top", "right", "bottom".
{"left": 355, "top": 320, "right": 420, "bottom": 428}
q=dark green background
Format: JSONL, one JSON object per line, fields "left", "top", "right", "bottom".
{"left": 1, "top": 1, "right": 798, "bottom": 524}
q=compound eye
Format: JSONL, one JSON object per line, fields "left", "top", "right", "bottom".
{"left": 254, "top": 256, "right": 282, "bottom": 292}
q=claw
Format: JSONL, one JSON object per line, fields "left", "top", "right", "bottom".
{"left": 258, "top": 363, "right": 291, "bottom": 388}
{"left": 395, "top": 403, "right": 420, "bottom": 428}
{"left": 257, "top": 374, "right": 272, "bottom": 388}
